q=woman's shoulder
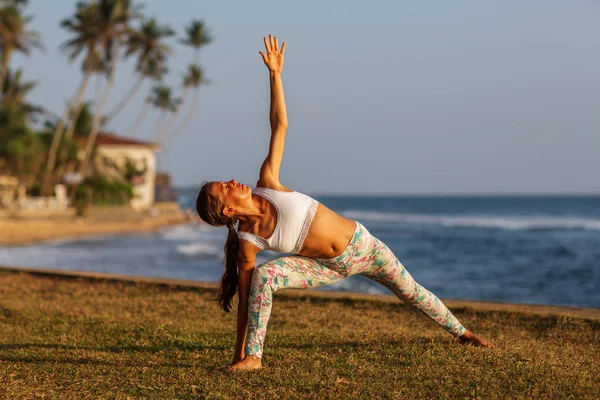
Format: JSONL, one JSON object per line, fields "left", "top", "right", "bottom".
{"left": 255, "top": 179, "right": 293, "bottom": 193}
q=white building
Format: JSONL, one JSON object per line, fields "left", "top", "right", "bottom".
{"left": 93, "top": 133, "right": 161, "bottom": 210}
{"left": 0, "top": 175, "right": 18, "bottom": 209}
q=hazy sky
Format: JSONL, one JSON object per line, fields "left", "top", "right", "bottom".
{"left": 14, "top": 0, "right": 600, "bottom": 194}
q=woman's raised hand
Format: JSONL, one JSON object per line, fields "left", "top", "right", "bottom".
{"left": 259, "top": 34, "right": 286, "bottom": 73}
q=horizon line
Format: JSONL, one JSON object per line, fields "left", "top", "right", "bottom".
{"left": 172, "top": 187, "right": 600, "bottom": 197}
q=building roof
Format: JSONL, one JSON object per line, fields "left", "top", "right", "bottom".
{"left": 95, "top": 133, "right": 161, "bottom": 150}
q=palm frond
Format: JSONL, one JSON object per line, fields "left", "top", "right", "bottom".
{"left": 179, "top": 19, "right": 212, "bottom": 49}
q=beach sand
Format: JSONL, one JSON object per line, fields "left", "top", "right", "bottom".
{"left": 0, "top": 214, "right": 188, "bottom": 246}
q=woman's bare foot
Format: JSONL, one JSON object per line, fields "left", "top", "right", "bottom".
{"left": 229, "top": 355, "right": 262, "bottom": 370}
{"left": 459, "top": 330, "right": 494, "bottom": 348}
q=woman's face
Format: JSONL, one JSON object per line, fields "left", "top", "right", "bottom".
{"left": 207, "top": 179, "right": 252, "bottom": 214}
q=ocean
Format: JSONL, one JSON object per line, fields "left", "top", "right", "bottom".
{"left": 1, "top": 189, "right": 599, "bottom": 309}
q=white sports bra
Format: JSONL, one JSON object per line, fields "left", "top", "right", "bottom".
{"left": 237, "top": 187, "right": 319, "bottom": 254}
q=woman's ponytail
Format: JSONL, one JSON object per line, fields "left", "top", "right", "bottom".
{"left": 217, "top": 221, "right": 239, "bottom": 312}
{"left": 195, "top": 183, "right": 240, "bottom": 312}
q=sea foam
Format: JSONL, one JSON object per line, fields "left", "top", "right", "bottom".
{"left": 176, "top": 242, "right": 221, "bottom": 257}
{"left": 160, "top": 223, "right": 224, "bottom": 241}
{"left": 342, "top": 211, "right": 600, "bottom": 231}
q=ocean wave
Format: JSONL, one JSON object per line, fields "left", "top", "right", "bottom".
{"left": 342, "top": 211, "right": 600, "bottom": 231}
{"left": 45, "top": 235, "right": 113, "bottom": 246}
{"left": 176, "top": 242, "right": 221, "bottom": 257}
{"left": 160, "top": 223, "right": 224, "bottom": 241}
{"left": 325, "top": 277, "right": 390, "bottom": 295}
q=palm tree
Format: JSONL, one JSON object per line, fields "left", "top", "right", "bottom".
{"left": 1, "top": 67, "right": 41, "bottom": 121}
{"left": 0, "top": 124, "right": 44, "bottom": 183}
{"left": 0, "top": 1, "right": 43, "bottom": 94}
{"left": 78, "top": 0, "right": 143, "bottom": 179}
{"left": 52, "top": 101, "right": 95, "bottom": 184}
{"left": 62, "top": 48, "right": 110, "bottom": 142}
{"left": 180, "top": 20, "right": 211, "bottom": 62}
{"left": 42, "top": 0, "right": 143, "bottom": 195}
{"left": 159, "top": 20, "right": 211, "bottom": 146}
{"left": 40, "top": 1, "right": 103, "bottom": 195}
{"left": 104, "top": 17, "right": 174, "bottom": 123}
{"left": 125, "top": 56, "right": 167, "bottom": 136}
{"left": 0, "top": 65, "right": 37, "bottom": 140}
{"left": 70, "top": 101, "right": 94, "bottom": 138}
{"left": 2, "top": 67, "right": 33, "bottom": 103}
{"left": 163, "top": 64, "right": 204, "bottom": 144}
{"left": 149, "top": 84, "right": 180, "bottom": 140}
{"left": 154, "top": 64, "right": 194, "bottom": 143}
{"left": 0, "top": 61, "right": 44, "bottom": 183}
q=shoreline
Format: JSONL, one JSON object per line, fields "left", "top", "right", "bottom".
{"left": 0, "top": 213, "right": 188, "bottom": 246}
{"left": 1, "top": 264, "right": 598, "bottom": 319}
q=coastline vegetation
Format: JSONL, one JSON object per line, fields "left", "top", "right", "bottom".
{"left": 0, "top": 270, "right": 598, "bottom": 399}
{"left": 0, "top": 0, "right": 211, "bottom": 208}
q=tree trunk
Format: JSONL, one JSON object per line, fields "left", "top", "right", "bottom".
{"left": 53, "top": 160, "right": 69, "bottom": 183}
{"left": 126, "top": 101, "right": 150, "bottom": 137}
{"left": 104, "top": 75, "right": 144, "bottom": 124}
{"left": 63, "top": 74, "right": 104, "bottom": 142}
{"left": 157, "top": 88, "right": 189, "bottom": 144}
{"left": 169, "top": 88, "right": 199, "bottom": 143}
{"left": 40, "top": 73, "right": 91, "bottom": 196}
{"left": 0, "top": 46, "right": 14, "bottom": 96}
{"left": 68, "top": 45, "right": 121, "bottom": 201}
{"left": 63, "top": 101, "right": 86, "bottom": 141}
{"left": 150, "top": 111, "right": 166, "bottom": 141}
{"left": 78, "top": 48, "right": 121, "bottom": 181}
{"left": 79, "top": 81, "right": 112, "bottom": 176}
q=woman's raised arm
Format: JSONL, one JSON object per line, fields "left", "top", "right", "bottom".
{"left": 257, "top": 34, "right": 288, "bottom": 187}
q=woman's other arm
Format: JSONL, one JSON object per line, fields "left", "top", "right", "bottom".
{"left": 258, "top": 34, "right": 288, "bottom": 188}
{"left": 231, "top": 240, "right": 260, "bottom": 364}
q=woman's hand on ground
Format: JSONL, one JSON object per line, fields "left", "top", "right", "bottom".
{"left": 259, "top": 34, "right": 285, "bottom": 73}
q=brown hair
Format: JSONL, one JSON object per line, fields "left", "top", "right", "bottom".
{"left": 195, "top": 182, "right": 238, "bottom": 312}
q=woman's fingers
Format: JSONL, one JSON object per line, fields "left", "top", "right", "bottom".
{"left": 263, "top": 34, "right": 284, "bottom": 55}
{"left": 258, "top": 51, "right": 268, "bottom": 63}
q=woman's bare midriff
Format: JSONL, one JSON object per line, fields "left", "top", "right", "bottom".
{"left": 297, "top": 203, "right": 356, "bottom": 259}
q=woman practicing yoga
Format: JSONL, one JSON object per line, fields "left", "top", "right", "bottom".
{"left": 196, "top": 35, "right": 492, "bottom": 370}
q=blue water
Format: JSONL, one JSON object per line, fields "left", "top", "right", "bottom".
{"left": 1, "top": 190, "right": 599, "bottom": 309}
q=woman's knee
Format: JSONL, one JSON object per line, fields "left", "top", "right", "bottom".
{"left": 250, "top": 262, "right": 279, "bottom": 294}
{"left": 363, "top": 261, "right": 419, "bottom": 300}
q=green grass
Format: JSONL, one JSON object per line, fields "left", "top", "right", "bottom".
{"left": 0, "top": 271, "right": 599, "bottom": 399}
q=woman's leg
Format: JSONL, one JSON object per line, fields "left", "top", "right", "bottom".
{"left": 245, "top": 255, "right": 344, "bottom": 358}
{"left": 354, "top": 234, "right": 467, "bottom": 337}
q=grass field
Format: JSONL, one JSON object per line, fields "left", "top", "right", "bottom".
{"left": 0, "top": 270, "right": 598, "bottom": 399}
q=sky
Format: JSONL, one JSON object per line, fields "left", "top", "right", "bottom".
{"left": 13, "top": 0, "right": 600, "bottom": 195}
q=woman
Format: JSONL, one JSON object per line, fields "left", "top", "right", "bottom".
{"left": 196, "top": 35, "right": 492, "bottom": 371}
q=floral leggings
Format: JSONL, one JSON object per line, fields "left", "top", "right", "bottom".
{"left": 245, "top": 221, "right": 467, "bottom": 358}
